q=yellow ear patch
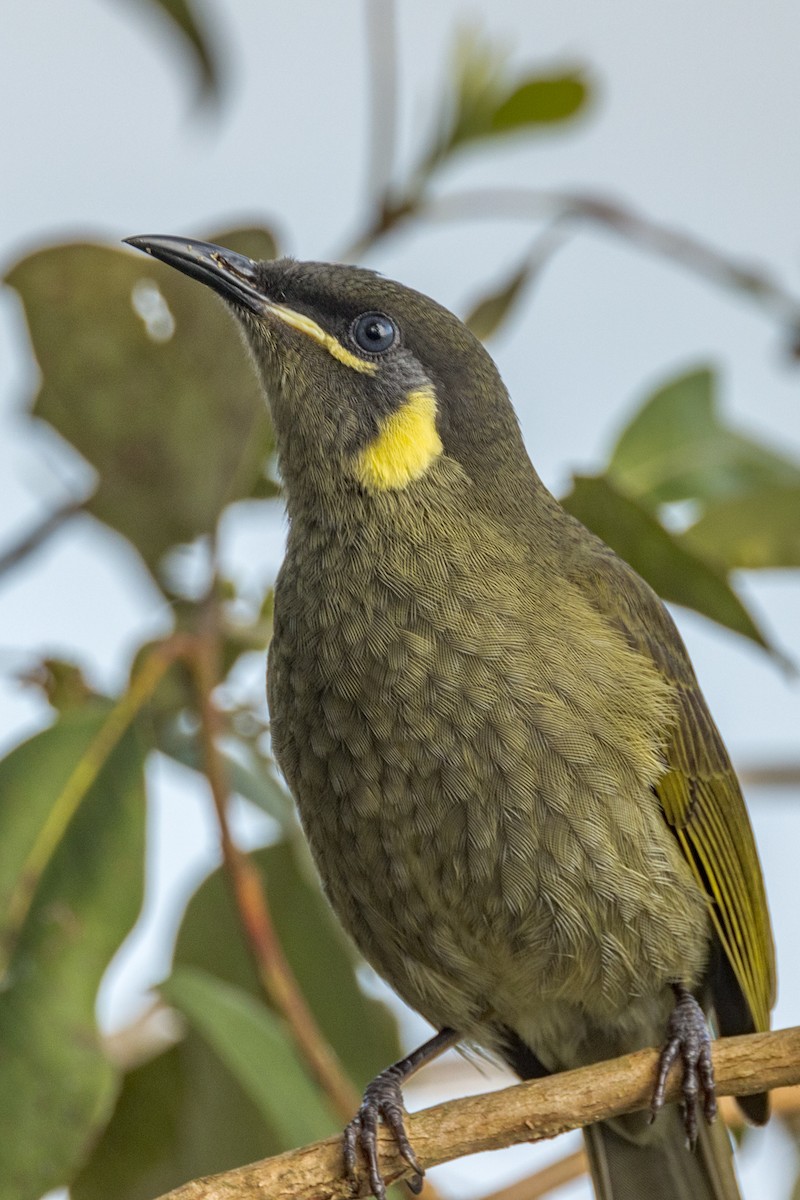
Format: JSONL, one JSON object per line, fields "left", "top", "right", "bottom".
{"left": 265, "top": 303, "right": 377, "bottom": 375}
{"left": 355, "top": 387, "right": 443, "bottom": 491}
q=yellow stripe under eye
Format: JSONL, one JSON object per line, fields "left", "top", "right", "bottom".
{"left": 265, "top": 303, "right": 377, "bottom": 375}
{"left": 356, "top": 387, "right": 443, "bottom": 491}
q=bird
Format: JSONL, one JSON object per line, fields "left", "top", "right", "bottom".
{"left": 125, "top": 234, "right": 776, "bottom": 1200}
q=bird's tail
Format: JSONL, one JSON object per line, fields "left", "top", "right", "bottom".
{"left": 583, "top": 1108, "right": 741, "bottom": 1200}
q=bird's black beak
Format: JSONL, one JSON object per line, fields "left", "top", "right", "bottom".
{"left": 123, "top": 235, "right": 265, "bottom": 314}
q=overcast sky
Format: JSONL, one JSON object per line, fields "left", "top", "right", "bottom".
{"left": 1, "top": 3, "right": 799, "bottom": 1197}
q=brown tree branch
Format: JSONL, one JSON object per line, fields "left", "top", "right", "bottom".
{"left": 345, "top": 181, "right": 800, "bottom": 338}
{"left": 187, "top": 611, "right": 361, "bottom": 1124}
{"left": 152, "top": 1025, "right": 800, "bottom": 1200}
{"left": 481, "top": 1147, "right": 588, "bottom": 1200}
{"left": 481, "top": 1085, "right": 800, "bottom": 1200}
{"left": 420, "top": 189, "right": 800, "bottom": 330}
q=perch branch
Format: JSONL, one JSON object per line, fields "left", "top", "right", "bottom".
{"left": 188, "top": 612, "right": 361, "bottom": 1123}
{"left": 152, "top": 1025, "right": 800, "bottom": 1200}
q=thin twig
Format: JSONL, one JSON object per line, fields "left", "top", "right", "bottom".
{"left": 344, "top": 179, "right": 800, "bottom": 334}
{"left": 738, "top": 761, "right": 800, "bottom": 789}
{"left": 481, "top": 1147, "right": 587, "bottom": 1200}
{"left": 152, "top": 1025, "right": 800, "bottom": 1200}
{"left": 187, "top": 607, "right": 361, "bottom": 1123}
{"left": 0, "top": 497, "right": 85, "bottom": 579}
{"left": 420, "top": 188, "right": 800, "bottom": 330}
{"left": 364, "top": 0, "right": 398, "bottom": 209}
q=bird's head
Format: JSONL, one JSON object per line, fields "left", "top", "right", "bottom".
{"left": 124, "top": 236, "right": 534, "bottom": 517}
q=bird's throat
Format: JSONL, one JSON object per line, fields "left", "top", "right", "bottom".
{"left": 355, "top": 387, "right": 443, "bottom": 491}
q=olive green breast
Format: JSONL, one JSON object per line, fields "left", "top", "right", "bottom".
{"left": 268, "top": 460, "right": 709, "bottom": 1037}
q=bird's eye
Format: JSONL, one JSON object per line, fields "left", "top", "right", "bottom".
{"left": 351, "top": 312, "right": 397, "bottom": 355}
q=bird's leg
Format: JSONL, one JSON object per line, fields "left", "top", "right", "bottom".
{"left": 344, "top": 1027, "right": 458, "bottom": 1200}
{"left": 650, "top": 983, "right": 717, "bottom": 1146}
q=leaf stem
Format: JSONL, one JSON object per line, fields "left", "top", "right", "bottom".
{"left": 187, "top": 597, "right": 361, "bottom": 1123}
{"left": 0, "top": 497, "right": 85, "bottom": 581}
{"left": 421, "top": 187, "right": 800, "bottom": 330}
{"left": 344, "top": 178, "right": 800, "bottom": 338}
{"left": 363, "top": 0, "right": 398, "bottom": 210}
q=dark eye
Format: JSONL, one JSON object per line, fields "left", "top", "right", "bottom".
{"left": 351, "top": 311, "right": 397, "bottom": 354}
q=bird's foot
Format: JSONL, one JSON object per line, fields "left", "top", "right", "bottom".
{"left": 650, "top": 984, "right": 716, "bottom": 1146}
{"left": 343, "top": 1066, "right": 424, "bottom": 1200}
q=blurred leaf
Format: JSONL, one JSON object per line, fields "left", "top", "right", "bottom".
{"left": 174, "top": 842, "right": 402, "bottom": 1089}
{"left": 561, "top": 475, "right": 773, "bottom": 651}
{"left": 223, "top": 746, "right": 294, "bottom": 827}
{"left": 126, "top": 0, "right": 220, "bottom": 100}
{"left": 217, "top": 226, "right": 279, "bottom": 263}
{"left": 162, "top": 967, "right": 337, "bottom": 1145}
{"left": 72, "top": 1030, "right": 279, "bottom": 1200}
{"left": 490, "top": 73, "right": 588, "bottom": 131}
{"left": 77, "top": 838, "right": 401, "bottom": 1199}
{"left": 0, "top": 708, "right": 147, "bottom": 1200}
{"left": 423, "top": 32, "right": 590, "bottom": 173}
{"left": 608, "top": 367, "right": 800, "bottom": 506}
{"left": 17, "top": 656, "right": 98, "bottom": 713}
{"left": 221, "top": 579, "right": 275, "bottom": 665}
{"left": 248, "top": 474, "right": 283, "bottom": 500}
{"left": 464, "top": 259, "right": 532, "bottom": 341}
{"left": 157, "top": 720, "right": 294, "bottom": 830}
{"left": 682, "top": 484, "right": 800, "bottom": 568}
{"left": 5, "top": 229, "right": 279, "bottom": 586}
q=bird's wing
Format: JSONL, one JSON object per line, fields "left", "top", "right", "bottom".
{"left": 567, "top": 530, "right": 775, "bottom": 1035}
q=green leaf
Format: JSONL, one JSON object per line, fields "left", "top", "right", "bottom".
{"left": 490, "top": 73, "right": 588, "bottom": 131}
{"left": 72, "top": 1030, "right": 280, "bottom": 1200}
{"left": 223, "top": 747, "right": 294, "bottom": 827}
{"left": 0, "top": 708, "right": 147, "bottom": 1200}
{"left": 5, "top": 230, "right": 279, "bottom": 585}
{"left": 422, "top": 32, "right": 590, "bottom": 174}
{"left": 162, "top": 967, "right": 337, "bottom": 1146}
{"left": 173, "top": 842, "right": 402, "bottom": 1089}
{"left": 155, "top": 720, "right": 294, "bottom": 830}
{"left": 17, "top": 656, "right": 98, "bottom": 713}
{"left": 464, "top": 259, "right": 532, "bottom": 342}
{"left": 682, "top": 484, "right": 800, "bottom": 568}
{"left": 130, "top": 0, "right": 220, "bottom": 101}
{"left": 561, "top": 475, "right": 773, "bottom": 651}
{"left": 75, "top": 839, "right": 401, "bottom": 1199}
{"left": 608, "top": 367, "right": 800, "bottom": 506}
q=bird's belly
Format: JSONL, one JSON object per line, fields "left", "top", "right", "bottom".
{"left": 269, "top": 560, "right": 710, "bottom": 1054}
{"left": 277, "top": 699, "right": 709, "bottom": 1051}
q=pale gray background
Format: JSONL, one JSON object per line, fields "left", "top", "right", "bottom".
{"left": 1, "top": 2, "right": 798, "bottom": 1197}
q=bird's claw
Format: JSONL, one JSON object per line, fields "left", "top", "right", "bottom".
{"left": 650, "top": 986, "right": 716, "bottom": 1146}
{"left": 343, "top": 1069, "right": 423, "bottom": 1200}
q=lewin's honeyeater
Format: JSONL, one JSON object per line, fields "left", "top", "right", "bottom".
{"left": 126, "top": 235, "right": 775, "bottom": 1200}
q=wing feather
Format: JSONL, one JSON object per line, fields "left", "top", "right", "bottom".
{"left": 565, "top": 529, "right": 775, "bottom": 1033}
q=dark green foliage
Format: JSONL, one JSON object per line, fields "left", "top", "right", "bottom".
{"left": 7, "top": 229, "right": 279, "bottom": 587}
{"left": 74, "top": 843, "right": 402, "bottom": 1198}
{"left": 172, "top": 843, "right": 402, "bottom": 1090}
{"left": 560, "top": 366, "right": 800, "bottom": 655}
{"left": 0, "top": 710, "right": 147, "bottom": 1200}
